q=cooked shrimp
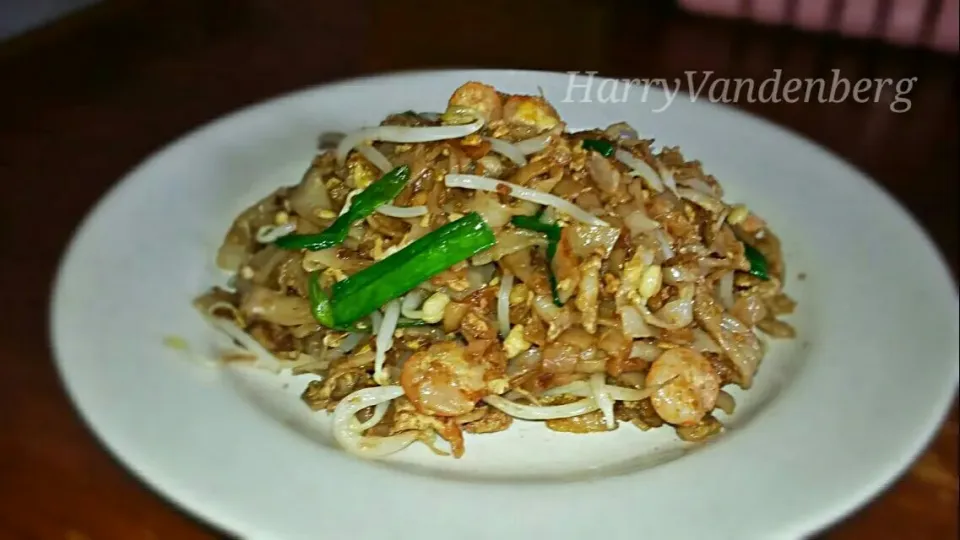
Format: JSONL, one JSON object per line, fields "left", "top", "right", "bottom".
{"left": 645, "top": 347, "right": 721, "bottom": 426}
{"left": 448, "top": 81, "right": 503, "bottom": 123}
{"left": 400, "top": 341, "right": 490, "bottom": 416}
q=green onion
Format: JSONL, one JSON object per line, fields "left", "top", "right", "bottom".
{"left": 511, "top": 214, "right": 564, "bottom": 306}
{"left": 510, "top": 215, "right": 561, "bottom": 243}
{"left": 275, "top": 165, "right": 411, "bottom": 251}
{"left": 308, "top": 212, "right": 495, "bottom": 328}
{"left": 308, "top": 282, "right": 430, "bottom": 331}
{"left": 308, "top": 271, "right": 337, "bottom": 328}
{"left": 743, "top": 243, "right": 770, "bottom": 281}
{"left": 581, "top": 139, "right": 615, "bottom": 157}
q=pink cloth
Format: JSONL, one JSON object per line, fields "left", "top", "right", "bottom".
{"left": 679, "top": 0, "right": 958, "bottom": 53}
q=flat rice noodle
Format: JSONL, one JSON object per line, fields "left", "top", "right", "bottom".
{"left": 506, "top": 347, "right": 542, "bottom": 380}
{"left": 597, "top": 327, "right": 630, "bottom": 363}
{"left": 245, "top": 245, "right": 288, "bottom": 287}
{"left": 217, "top": 191, "right": 285, "bottom": 272}
{"left": 570, "top": 222, "right": 621, "bottom": 258}
{"left": 729, "top": 293, "right": 768, "bottom": 327}
{"left": 472, "top": 229, "right": 547, "bottom": 266}
{"left": 510, "top": 159, "right": 551, "bottom": 186}
{"left": 302, "top": 248, "right": 372, "bottom": 274}
{"left": 541, "top": 341, "right": 580, "bottom": 374}
{"left": 465, "top": 191, "right": 514, "bottom": 228}
{"left": 289, "top": 163, "right": 334, "bottom": 226}
{"left": 532, "top": 295, "right": 576, "bottom": 341}
{"left": 624, "top": 210, "right": 660, "bottom": 237}
{"left": 604, "top": 122, "right": 639, "bottom": 141}
{"left": 528, "top": 166, "right": 565, "bottom": 194}
{"left": 693, "top": 285, "right": 763, "bottom": 388}
{"left": 240, "top": 285, "right": 316, "bottom": 327}
{"left": 587, "top": 152, "right": 622, "bottom": 193}
{"left": 500, "top": 250, "right": 551, "bottom": 295}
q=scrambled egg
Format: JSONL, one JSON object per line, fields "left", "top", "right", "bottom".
{"left": 347, "top": 156, "right": 378, "bottom": 189}
{"left": 504, "top": 96, "right": 560, "bottom": 130}
{"left": 503, "top": 324, "right": 531, "bottom": 358}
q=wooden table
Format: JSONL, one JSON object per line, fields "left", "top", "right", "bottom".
{"left": 1, "top": 1, "right": 955, "bottom": 538}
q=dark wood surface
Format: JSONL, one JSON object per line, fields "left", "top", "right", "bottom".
{"left": 0, "top": 1, "right": 956, "bottom": 538}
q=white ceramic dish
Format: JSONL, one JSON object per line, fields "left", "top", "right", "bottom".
{"left": 51, "top": 70, "right": 958, "bottom": 540}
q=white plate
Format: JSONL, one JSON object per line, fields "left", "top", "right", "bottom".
{"left": 51, "top": 70, "right": 959, "bottom": 540}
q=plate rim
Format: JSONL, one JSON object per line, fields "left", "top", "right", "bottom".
{"left": 49, "top": 68, "right": 960, "bottom": 540}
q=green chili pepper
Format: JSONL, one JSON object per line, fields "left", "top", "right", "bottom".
{"left": 511, "top": 214, "right": 565, "bottom": 307}
{"left": 743, "top": 243, "right": 770, "bottom": 281}
{"left": 307, "top": 212, "right": 495, "bottom": 328}
{"left": 276, "top": 165, "right": 411, "bottom": 251}
{"left": 581, "top": 139, "right": 615, "bottom": 157}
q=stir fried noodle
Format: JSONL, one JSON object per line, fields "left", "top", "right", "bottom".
{"left": 195, "top": 82, "right": 797, "bottom": 458}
